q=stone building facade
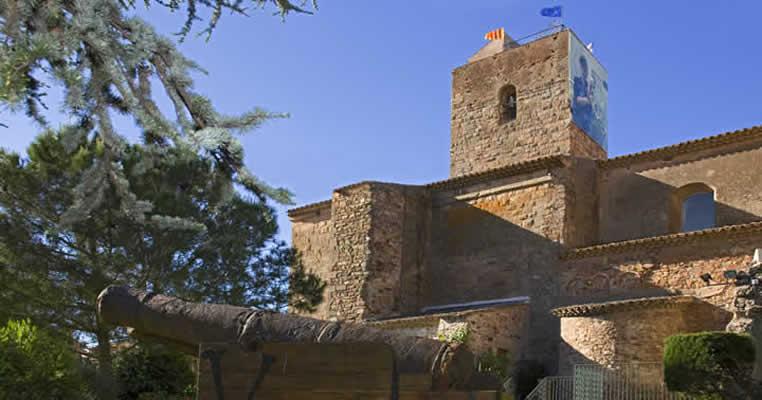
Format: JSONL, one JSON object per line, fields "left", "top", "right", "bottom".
{"left": 288, "top": 28, "right": 762, "bottom": 376}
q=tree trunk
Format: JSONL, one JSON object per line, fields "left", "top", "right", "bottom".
{"left": 97, "top": 285, "right": 483, "bottom": 390}
{"left": 95, "top": 325, "right": 117, "bottom": 400}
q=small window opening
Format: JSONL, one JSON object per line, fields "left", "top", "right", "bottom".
{"left": 670, "top": 183, "right": 716, "bottom": 233}
{"left": 499, "top": 84, "right": 517, "bottom": 123}
{"left": 682, "top": 192, "right": 715, "bottom": 232}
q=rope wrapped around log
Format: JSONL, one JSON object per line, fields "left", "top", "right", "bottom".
{"left": 96, "top": 286, "right": 478, "bottom": 390}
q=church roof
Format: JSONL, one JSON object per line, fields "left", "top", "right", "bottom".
{"left": 600, "top": 124, "right": 762, "bottom": 170}
{"left": 288, "top": 155, "right": 565, "bottom": 217}
{"left": 287, "top": 199, "right": 331, "bottom": 217}
{"left": 562, "top": 220, "right": 762, "bottom": 260}
{"left": 424, "top": 155, "right": 564, "bottom": 191}
{"left": 365, "top": 296, "right": 530, "bottom": 325}
{"left": 288, "top": 125, "right": 762, "bottom": 218}
{"left": 550, "top": 295, "right": 696, "bottom": 318}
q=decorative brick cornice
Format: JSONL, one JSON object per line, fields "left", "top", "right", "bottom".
{"left": 551, "top": 295, "right": 696, "bottom": 318}
{"left": 599, "top": 125, "right": 762, "bottom": 170}
{"left": 286, "top": 199, "right": 331, "bottom": 218}
{"left": 428, "top": 156, "right": 565, "bottom": 191}
{"left": 561, "top": 221, "right": 762, "bottom": 260}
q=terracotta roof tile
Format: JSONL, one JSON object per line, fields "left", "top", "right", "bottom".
{"left": 562, "top": 221, "right": 762, "bottom": 260}
{"left": 365, "top": 301, "right": 529, "bottom": 327}
{"left": 425, "top": 156, "right": 565, "bottom": 191}
{"left": 288, "top": 157, "right": 565, "bottom": 217}
{"left": 286, "top": 199, "right": 331, "bottom": 217}
{"left": 551, "top": 295, "right": 696, "bottom": 318}
{"left": 600, "top": 125, "right": 762, "bottom": 170}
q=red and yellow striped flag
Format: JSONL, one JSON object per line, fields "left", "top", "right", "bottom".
{"left": 484, "top": 28, "right": 505, "bottom": 41}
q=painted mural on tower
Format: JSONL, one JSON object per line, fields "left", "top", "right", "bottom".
{"left": 569, "top": 33, "right": 608, "bottom": 151}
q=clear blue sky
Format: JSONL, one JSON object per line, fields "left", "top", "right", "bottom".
{"left": 2, "top": 1, "right": 761, "bottom": 244}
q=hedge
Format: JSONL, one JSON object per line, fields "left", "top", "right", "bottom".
{"left": 663, "top": 331, "right": 756, "bottom": 398}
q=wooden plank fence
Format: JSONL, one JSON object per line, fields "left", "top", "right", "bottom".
{"left": 197, "top": 342, "right": 504, "bottom": 400}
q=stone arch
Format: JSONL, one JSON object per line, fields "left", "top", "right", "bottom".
{"left": 498, "top": 84, "right": 517, "bottom": 124}
{"left": 669, "top": 183, "right": 716, "bottom": 233}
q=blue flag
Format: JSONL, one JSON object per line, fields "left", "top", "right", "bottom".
{"left": 540, "top": 6, "right": 563, "bottom": 17}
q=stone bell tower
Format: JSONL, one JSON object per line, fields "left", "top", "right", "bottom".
{"left": 449, "top": 29, "right": 608, "bottom": 178}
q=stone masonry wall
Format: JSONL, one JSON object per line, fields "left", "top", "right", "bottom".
{"left": 364, "top": 183, "right": 430, "bottom": 320}
{"left": 561, "top": 157, "right": 601, "bottom": 248}
{"left": 328, "top": 184, "right": 374, "bottom": 321}
{"left": 559, "top": 235, "right": 762, "bottom": 328}
{"left": 459, "top": 305, "right": 529, "bottom": 358}
{"left": 450, "top": 31, "right": 572, "bottom": 177}
{"left": 369, "top": 305, "right": 529, "bottom": 362}
{"left": 290, "top": 205, "right": 335, "bottom": 320}
{"left": 569, "top": 122, "right": 607, "bottom": 161}
{"left": 558, "top": 305, "right": 698, "bottom": 376}
{"left": 600, "top": 144, "right": 762, "bottom": 243}
{"left": 291, "top": 182, "right": 431, "bottom": 322}
{"left": 427, "top": 166, "right": 568, "bottom": 371}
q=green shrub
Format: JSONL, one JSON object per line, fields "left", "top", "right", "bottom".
{"left": 664, "top": 331, "right": 756, "bottom": 399}
{"left": 114, "top": 344, "right": 196, "bottom": 400}
{"left": 0, "top": 318, "right": 90, "bottom": 400}
{"left": 477, "top": 349, "right": 512, "bottom": 384}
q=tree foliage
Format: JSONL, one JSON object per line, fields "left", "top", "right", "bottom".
{"left": 0, "top": 318, "right": 92, "bottom": 400}
{"left": 113, "top": 344, "right": 194, "bottom": 400}
{"left": 476, "top": 348, "right": 511, "bottom": 385}
{"left": 0, "top": 0, "right": 317, "bottom": 228}
{"left": 0, "top": 130, "right": 324, "bottom": 398}
{"left": 664, "top": 332, "right": 757, "bottom": 399}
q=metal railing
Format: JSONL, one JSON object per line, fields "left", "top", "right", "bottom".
{"left": 574, "top": 362, "right": 680, "bottom": 400}
{"left": 525, "top": 376, "right": 574, "bottom": 400}
{"left": 512, "top": 25, "right": 567, "bottom": 46}
{"left": 525, "top": 362, "right": 680, "bottom": 400}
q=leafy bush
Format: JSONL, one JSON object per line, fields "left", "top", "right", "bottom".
{"left": 664, "top": 331, "right": 756, "bottom": 399}
{"left": 114, "top": 344, "right": 196, "bottom": 400}
{"left": 437, "top": 325, "right": 470, "bottom": 345}
{"left": 511, "top": 359, "right": 546, "bottom": 400}
{"left": 0, "top": 318, "right": 90, "bottom": 400}
{"left": 477, "top": 349, "right": 512, "bottom": 384}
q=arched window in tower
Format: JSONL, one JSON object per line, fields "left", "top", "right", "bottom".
{"left": 670, "top": 183, "right": 716, "bottom": 233}
{"left": 499, "top": 84, "right": 517, "bottom": 123}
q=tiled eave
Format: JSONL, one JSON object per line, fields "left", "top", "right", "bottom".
{"left": 561, "top": 221, "right": 762, "bottom": 260}
{"left": 288, "top": 156, "right": 564, "bottom": 217}
{"left": 286, "top": 199, "right": 331, "bottom": 218}
{"left": 551, "top": 295, "right": 696, "bottom": 318}
{"left": 425, "top": 155, "right": 565, "bottom": 191}
{"left": 365, "top": 301, "right": 529, "bottom": 328}
{"left": 599, "top": 125, "right": 762, "bottom": 170}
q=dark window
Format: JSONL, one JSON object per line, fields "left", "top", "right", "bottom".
{"left": 499, "top": 84, "right": 517, "bottom": 123}
{"left": 670, "top": 183, "right": 716, "bottom": 233}
{"left": 682, "top": 192, "right": 715, "bottom": 232}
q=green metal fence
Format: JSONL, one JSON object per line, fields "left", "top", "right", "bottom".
{"left": 525, "top": 376, "right": 574, "bottom": 400}
{"left": 525, "top": 362, "right": 680, "bottom": 400}
{"left": 573, "top": 363, "right": 680, "bottom": 400}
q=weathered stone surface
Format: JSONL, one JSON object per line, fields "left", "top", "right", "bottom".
{"left": 557, "top": 299, "right": 700, "bottom": 376}
{"left": 599, "top": 145, "right": 762, "bottom": 243}
{"left": 450, "top": 30, "right": 605, "bottom": 178}
{"left": 288, "top": 27, "right": 762, "bottom": 377}
{"left": 290, "top": 204, "right": 334, "bottom": 319}
{"left": 369, "top": 305, "right": 529, "bottom": 363}
{"left": 291, "top": 183, "right": 430, "bottom": 322}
